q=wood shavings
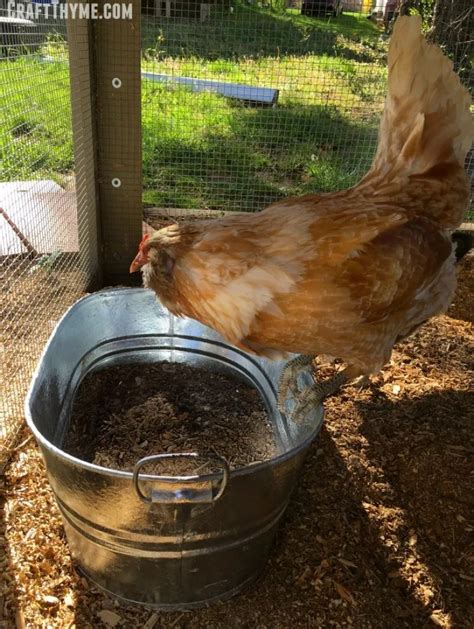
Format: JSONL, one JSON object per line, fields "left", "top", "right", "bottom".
{"left": 333, "top": 581, "right": 357, "bottom": 606}
{"left": 96, "top": 609, "right": 122, "bottom": 627}
{"left": 143, "top": 612, "right": 159, "bottom": 629}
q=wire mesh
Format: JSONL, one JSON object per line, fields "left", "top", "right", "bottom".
{"left": 0, "top": 1, "right": 97, "bottom": 466}
{"left": 140, "top": 0, "right": 472, "bottom": 217}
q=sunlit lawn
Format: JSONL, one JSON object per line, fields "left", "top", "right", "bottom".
{"left": 0, "top": 5, "right": 388, "bottom": 211}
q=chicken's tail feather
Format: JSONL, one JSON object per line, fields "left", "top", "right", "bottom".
{"left": 359, "top": 15, "right": 473, "bottom": 224}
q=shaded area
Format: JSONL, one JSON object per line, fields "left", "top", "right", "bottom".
{"left": 447, "top": 254, "right": 474, "bottom": 323}
{"left": 351, "top": 386, "right": 474, "bottom": 627}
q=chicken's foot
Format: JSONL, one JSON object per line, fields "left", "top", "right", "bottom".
{"left": 277, "top": 354, "right": 315, "bottom": 414}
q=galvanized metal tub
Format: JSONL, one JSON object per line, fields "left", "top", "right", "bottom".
{"left": 25, "top": 288, "right": 323, "bottom": 609}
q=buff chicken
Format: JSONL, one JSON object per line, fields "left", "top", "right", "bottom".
{"left": 130, "top": 16, "right": 473, "bottom": 420}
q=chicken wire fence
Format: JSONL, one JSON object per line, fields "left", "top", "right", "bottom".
{"left": 0, "top": 2, "right": 98, "bottom": 467}
{"left": 0, "top": 0, "right": 473, "bottom": 466}
{"left": 140, "top": 0, "right": 473, "bottom": 216}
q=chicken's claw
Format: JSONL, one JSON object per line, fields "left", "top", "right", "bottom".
{"left": 277, "top": 354, "right": 315, "bottom": 414}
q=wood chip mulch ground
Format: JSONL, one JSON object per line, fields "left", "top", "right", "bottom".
{"left": 0, "top": 255, "right": 472, "bottom": 629}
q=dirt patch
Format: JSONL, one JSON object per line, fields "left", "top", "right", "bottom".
{"left": 0, "top": 255, "right": 473, "bottom": 628}
{"left": 64, "top": 362, "right": 275, "bottom": 473}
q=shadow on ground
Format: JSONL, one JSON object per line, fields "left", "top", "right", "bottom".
{"left": 353, "top": 388, "right": 474, "bottom": 626}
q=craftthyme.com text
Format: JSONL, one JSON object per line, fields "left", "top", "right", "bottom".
{"left": 8, "top": 2, "right": 133, "bottom": 20}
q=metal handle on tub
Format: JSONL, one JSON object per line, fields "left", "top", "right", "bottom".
{"left": 132, "top": 452, "right": 230, "bottom": 505}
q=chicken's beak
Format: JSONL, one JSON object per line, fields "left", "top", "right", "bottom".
{"left": 129, "top": 250, "right": 148, "bottom": 273}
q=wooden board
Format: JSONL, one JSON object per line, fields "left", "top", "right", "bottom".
{"left": 0, "top": 180, "right": 79, "bottom": 256}
{"left": 142, "top": 72, "right": 279, "bottom": 105}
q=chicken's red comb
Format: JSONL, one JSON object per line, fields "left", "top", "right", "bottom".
{"left": 139, "top": 233, "right": 150, "bottom": 249}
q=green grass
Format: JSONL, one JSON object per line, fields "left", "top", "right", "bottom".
{"left": 141, "top": 5, "right": 385, "bottom": 210}
{"left": 0, "top": 5, "right": 386, "bottom": 211}
{"left": 0, "top": 56, "right": 73, "bottom": 181}
{"left": 142, "top": 6, "right": 385, "bottom": 62}
{"left": 142, "top": 83, "right": 379, "bottom": 211}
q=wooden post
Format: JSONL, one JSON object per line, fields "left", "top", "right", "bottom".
{"left": 66, "top": 13, "right": 102, "bottom": 288}
{"left": 68, "top": 0, "right": 142, "bottom": 286}
{"left": 94, "top": 0, "right": 142, "bottom": 285}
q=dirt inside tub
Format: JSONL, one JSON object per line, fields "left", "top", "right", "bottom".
{"left": 64, "top": 362, "right": 277, "bottom": 474}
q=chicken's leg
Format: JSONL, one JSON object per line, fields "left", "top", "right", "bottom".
{"left": 282, "top": 364, "right": 363, "bottom": 423}
{"left": 277, "top": 354, "right": 315, "bottom": 413}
